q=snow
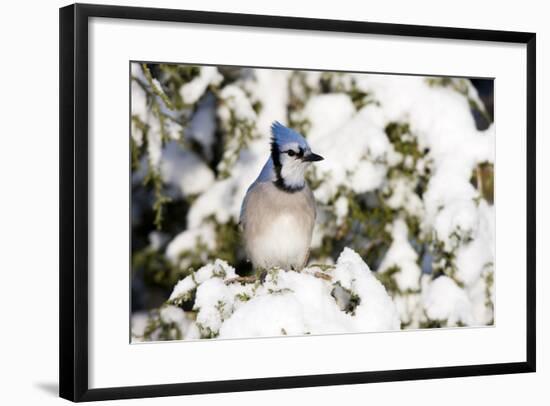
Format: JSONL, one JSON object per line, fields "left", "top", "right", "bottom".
{"left": 163, "top": 248, "right": 399, "bottom": 340}
{"left": 151, "top": 78, "right": 166, "bottom": 98}
{"left": 393, "top": 293, "right": 424, "bottom": 328}
{"left": 218, "top": 84, "right": 257, "bottom": 124}
{"left": 339, "top": 75, "right": 495, "bottom": 327}
{"left": 422, "top": 275, "right": 474, "bottom": 326}
{"left": 160, "top": 141, "right": 215, "bottom": 196}
{"left": 347, "top": 78, "right": 494, "bottom": 270}
{"left": 165, "top": 120, "right": 182, "bottom": 141}
{"left": 384, "top": 177, "right": 424, "bottom": 218}
{"left": 146, "top": 119, "right": 163, "bottom": 171}
{"left": 378, "top": 218, "right": 422, "bottom": 292}
{"left": 130, "top": 63, "right": 177, "bottom": 171}
{"left": 179, "top": 66, "right": 223, "bottom": 104}
{"left": 305, "top": 103, "right": 392, "bottom": 203}
{"left": 188, "top": 93, "right": 217, "bottom": 160}
{"left": 184, "top": 72, "right": 294, "bottom": 230}
{"left": 132, "top": 65, "right": 495, "bottom": 336}
{"left": 454, "top": 200, "right": 495, "bottom": 286}
{"left": 302, "top": 93, "right": 356, "bottom": 139}
{"left": 165, "top": 223, "right": 217, "bottom": 268}
{"left": 130, "top": 63, "right": 150, "bottom": 147}
{"left": 130, "top": 312, "right": 149, "bottom": 342}
{"left": 148, "top": 231, "right": 168, "bottom": 250}
{"left": 467, "top": 272, "right": 494, "bottom": 325}
{"left": 187, "top": 178, "right": 237, "bottom": 229}
{"left": 350, "top": 160, "right": 387, "bottom": 195}
{"left": 220, "top": 294, "right": 308, "bottom": 337}
{"left": 130, "top": 80, "right": 147, "bottom": 147}
{"left": 333, "top": 196, "right": 349, "bottom": 226}
{"left": 243, "top": 69, "right": 290, "bottom": 135}
{"left": 160, "top": 304, "right": 187, "bottom": 325}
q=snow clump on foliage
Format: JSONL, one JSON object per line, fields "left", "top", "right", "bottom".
{"left": 133, "top": 248, "right": 399, "bottom": 341}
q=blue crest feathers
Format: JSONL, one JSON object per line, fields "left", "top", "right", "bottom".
{"left": 270, "top": 121, "right": 308, "bottom": 149}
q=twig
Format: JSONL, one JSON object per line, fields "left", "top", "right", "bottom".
{"left": 476, "top": 164, "right": 483, "bottom": 196}
{"left": 313, "top": 271, "right": 332, "bottom": 281}
{"left": 308, "top": 263, "right": 335, "bottom": 272}
{"left": 224, "top": 276, "right": 258, "bottom": 285}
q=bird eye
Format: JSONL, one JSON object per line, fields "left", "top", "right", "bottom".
{"left": 287, "top": 150, "right": 296, "bottom": 157}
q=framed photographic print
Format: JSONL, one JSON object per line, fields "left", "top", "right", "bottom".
{"left": 59, "top": 3, "right": 536, "bottom": 402}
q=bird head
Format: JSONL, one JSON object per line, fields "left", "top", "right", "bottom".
{"left": 270, "top": 121, "right": 323, "bottom": 191}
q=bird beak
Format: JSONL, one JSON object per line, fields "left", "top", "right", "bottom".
{"left": 303, "top": 152, "right": 324, "bottom": 162}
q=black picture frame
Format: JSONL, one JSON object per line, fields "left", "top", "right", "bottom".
{"left": 59, "top": 3, "right": 536, "bottom": 402}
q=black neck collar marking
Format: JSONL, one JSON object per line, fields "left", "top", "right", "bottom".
{"left": 273, "top": 177, "right": 305, "bottom": 193}
{"left": 271, "top": 139, "right": 305, "bottom": 193}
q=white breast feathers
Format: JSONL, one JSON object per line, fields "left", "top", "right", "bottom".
{"left": 240, "top": 182, "right": 316, "bottom": 270}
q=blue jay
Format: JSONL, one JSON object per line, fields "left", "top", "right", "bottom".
{"left": 240, "top": 121, "right": 324, "bottom": 271}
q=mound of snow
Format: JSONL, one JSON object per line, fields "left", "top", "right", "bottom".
{"left": 422, "top": 275, "right": 474, "bottom": 326}
{"left": 165, "top": 248, "right": 400, "bottom": 340}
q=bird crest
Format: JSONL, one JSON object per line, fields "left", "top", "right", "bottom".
{"left": 270, "top": 121, "right": 309, "bottom": 150}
